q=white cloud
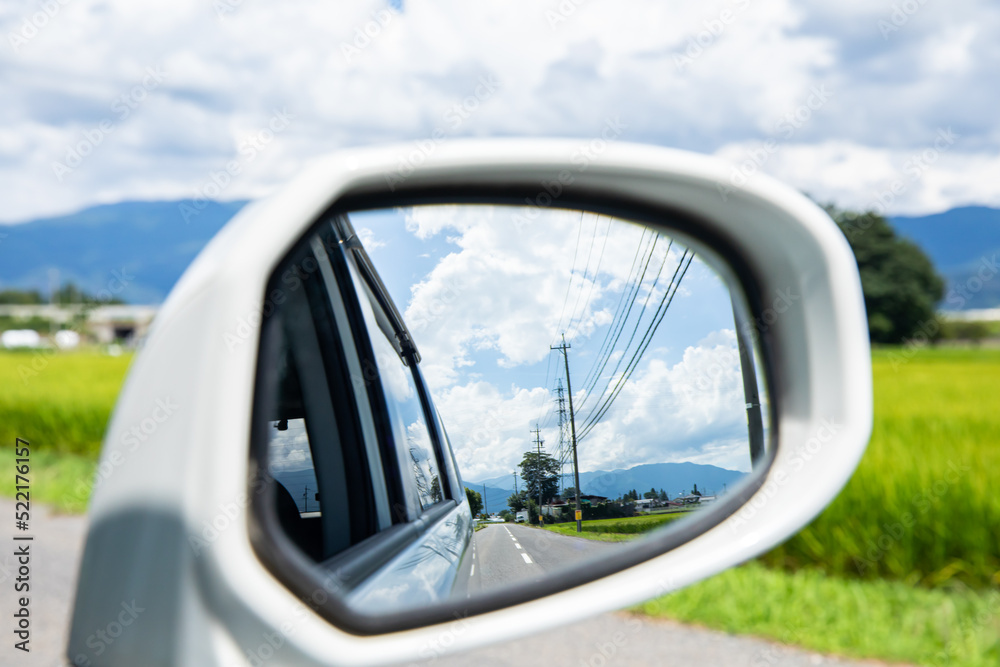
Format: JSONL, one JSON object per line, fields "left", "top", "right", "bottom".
{"left": 2, "top": 0, "right": 999, "bottom": 221}
{"left": 389, "top": 204, "right": 754, "bottom": 479}
{"left": 439, "top": 328, "right": 753, "bottom": 481}
{"left": 576, "top": 330, "right": 752, "bottom": 473}
{"left": 402, "top": 206, "right": 679, "bottom": 389}
{"left": 355, "top": 226, "right": 385, "bottom": 251}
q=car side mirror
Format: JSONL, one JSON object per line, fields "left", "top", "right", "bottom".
{"left": 69, "top": 139, "right": 872, "bottom": 667}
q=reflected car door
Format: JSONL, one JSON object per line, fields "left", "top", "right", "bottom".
{"left": 255, "top": 217, "right": 474, "bottom": 613}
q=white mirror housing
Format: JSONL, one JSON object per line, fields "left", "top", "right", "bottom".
{"left": 68, "top": 139, "right": 871, "bottom": 667}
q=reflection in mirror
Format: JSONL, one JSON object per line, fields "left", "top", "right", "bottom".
{"left": 257, "top": 203, "right": 771, "bottom": 622}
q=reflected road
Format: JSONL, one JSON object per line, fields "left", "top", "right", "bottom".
{"left": 467, "top": 523, "right": 621, "bottom": 595}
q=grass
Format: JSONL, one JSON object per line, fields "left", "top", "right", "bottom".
{"left": 639, "top": 561, "right": 1000, "bottom": 667}
{"left": 760, "top": 347, "right": 1000, "bottom": 589}
{"left": 638, "top": 347, "right": 1000, "bottom": 667}
{"left": 542, "top": 512, "right": 692, "bottom": 542}
{"left": 3, "top": 346, "right": 1000, "bottom": 664}
{"left": 0, "top": 350, "right": 132, "bottom": 456}
{"left": 0, "top": 350, "right": 131, "bottom": 512}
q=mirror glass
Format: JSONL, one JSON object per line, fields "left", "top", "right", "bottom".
{"left": 256, "top": 203, "right": 772, "bottom": 622}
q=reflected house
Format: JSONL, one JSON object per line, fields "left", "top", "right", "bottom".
{"left": 541, "top": 495, "right": 610, "bottom": 519}
{"left": 541, "top": 500, "right": 569, "bottom": 518}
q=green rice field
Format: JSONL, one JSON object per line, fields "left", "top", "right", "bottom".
{"left": 542, "top": 511, "right": 691, "bottom": 542}
{"left": 2, "top": 346, "right": 998, "bottom": 665}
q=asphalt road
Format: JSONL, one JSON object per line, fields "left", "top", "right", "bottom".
{"left": 3, "top": 500, "right": 908, "bottom": 667}
{"left": 467, "top": 523, "right": 619, "bottom": 595}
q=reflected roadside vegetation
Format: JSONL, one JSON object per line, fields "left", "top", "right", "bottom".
{"left": 344, "top": 203, "right": 772, "bottom": 601}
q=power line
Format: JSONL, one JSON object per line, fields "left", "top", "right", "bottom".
{"left": 551, "top": 210, "right": 587, "bottom": 343}
{"left": 565, "top": 214, "right": 613, "bottom": 337}
{"left": 579, "top": 228, "right": 651, "bottom": 391}
{"left": 579, "top": 251, "right": 693, "bottom": 440}
{"left": 578, "top": 236, "right": 669, "bottom": 413}
{"left": 579, "top": 251, "right": 692, "bottom": 439}
{"left": 563, "top": 213, "right": 601, "bottom": 336}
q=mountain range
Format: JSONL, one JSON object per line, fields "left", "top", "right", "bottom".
{"left": 0, "top": 200, "right": 248, "bottom": 304}
{"left": 0, "top": 200, "right": 997, "bottom": 309}
{"left": 466, "top": 460, "right": 746, "bottom": 514}
{"left": 891, "top": 206, "right": 1000, "bottom": 311}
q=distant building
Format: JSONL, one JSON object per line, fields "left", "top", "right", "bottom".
{"left": 541, "top": 500, "right": 569, "bottom": 517}
{"left": 0, "top": 304, "right": 157, "bottom": 346}
{"left": 86, "top": 305, "right": 157, "bottom": 345}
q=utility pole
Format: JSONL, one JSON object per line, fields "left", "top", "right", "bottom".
{"left": 513, "top": 470, "right": 518, "bottom": 494}
{"left": 555, "top": 379, "right": 568, "bottom": 493}
{"left": 732, "top": 302, "right": 765, "bottom": 468}
{"left": 302, "top": 486, "right": 309, "bottom": 513}
{"left": 551, "top": 333, "right": 583, "bottom": 533}
{"left": 483, "top": 483, "right": 488, "bottom": 517}
{"left": 532, "top": 426, "right": 544, "bottom": 525}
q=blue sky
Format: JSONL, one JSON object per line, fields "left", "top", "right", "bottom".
{"left": 349, "top": 206, "right": 764, "bottom": 482}
{"left": 2, "top": 1, "right": 999, "bottom": 223}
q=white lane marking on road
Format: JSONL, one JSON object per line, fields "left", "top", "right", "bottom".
{"left": 470, "top": 564, "right": 475, "bottom": 576}
{"left": 515, "top": 543, "right": 522, "bottom": 550}
{"left": 521, "top": 553, "right": 532, "bottom": 564}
